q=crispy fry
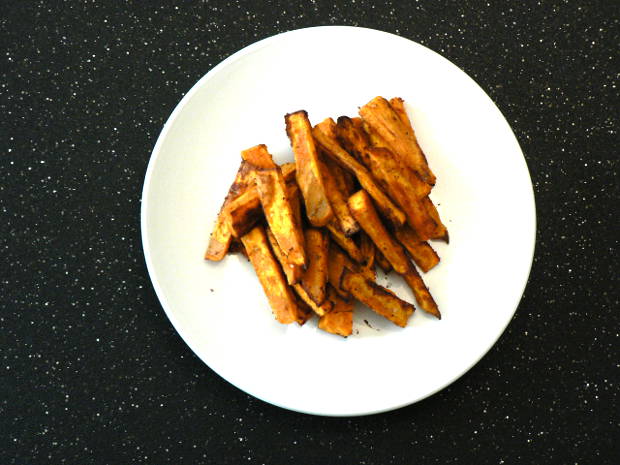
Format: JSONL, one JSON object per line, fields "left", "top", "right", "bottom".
{"left": 375, "top": 249, "right": 393, "bottom": 273}
{"left": 328, "top": 246, "right": 348, "bottom": 298}
{"left": 227, "top": 239, "right": 249, "bottom": 259}
{"left": 359, "top": 96, "right": 436, "bottom": 185}
{"left": 365, "top": 147, "right": 437, "bottom": 240}
{"left": 394, "top": 226, "right": 440, "bottom": 273}
{"left": 240, "top": 225, "right": 301, "bottom": 324}
{"left": 341, "top": 249, "right": 376, "bottom": 282}
{"left": 294, "top": 293, "right": 314, "bottom": 326}
{"left": 266, "top": 226, "right": 303, "bottom": 285}
{"left": 359, "top": 232, "right": 377, "bottom": 280}
{"left": 285, "top": 111, "right": 334, "bottom": 227}
{"left": 242, "top": 145, "right": 306, "bottom": 267}
{"left": 228, "top": 177, "right": 299, "bottom": 239}
{"left": 328, "top": 156, "right": 356, "bottom": 197}
{"left": 313, "top": 118, "right": 406, "bottom": 227}
{"left": 205, "top": 161, "right": 254, "bottom": 261}
{"left": 326, "top": 221, "right": 364, "bottom": 263}
{"left": 318, "top": 154, "right": 359, "bottom": 236}
{"left": 342, "top": 271, "right": 414, "bottom": 327}
{"left": 293, "top": 284, "right": 333, "bottom": 316}
{"left": 335, "top": 116, "right": 372, "bottom": 167}
{"left": 318, "top": 287, "right": 354, "bottom": 337}
{"left": 389, "top": 97, "right": 428, "bottom": 164}
{"left": 402, "top": 269, "right": 440, "bottom": 319}
{"left": 301, "top": 228, "right": 330, "bottom": 305}
{"left": 348, "top": 190, "right": 411, "bottom": 275}
{"left": 423, "top": 196, "right": 449, "bottom": 242}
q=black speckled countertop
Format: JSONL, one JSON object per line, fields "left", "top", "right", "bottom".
{"left": 2, "top": 1, "right": 618, "bottom": 464}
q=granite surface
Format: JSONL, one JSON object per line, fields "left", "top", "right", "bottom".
{"left": 1, "top": 1, "right": 618, "bottom": 464}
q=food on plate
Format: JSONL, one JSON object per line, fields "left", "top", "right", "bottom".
{"left": 242, "top": 144, "right": 307, "bottom": 268}
{"left": 240, "top": 225, "right": 302, "bottom": 324}
{"left": 206, "top": 96, "right": 448, "bottom": 335}
{"left": 285, "top": 110, "right": 334, "bottom": 227}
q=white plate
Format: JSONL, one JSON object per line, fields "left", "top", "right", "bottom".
{"left": 141, "top": 26, "right": 536, "bottom": 416}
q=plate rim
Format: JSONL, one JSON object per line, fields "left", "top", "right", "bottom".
{"left": 140, "top": 25, "right": 537, "bottom": 417}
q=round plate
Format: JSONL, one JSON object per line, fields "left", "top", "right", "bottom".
{"left": 141, "top": 26, "right": 536, "bottom": 416}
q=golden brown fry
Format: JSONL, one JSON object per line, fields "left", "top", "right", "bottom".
{"left": 294, "top": 293, "right": 314, "bottom": 326}
{"left": 342, "top": 271, "right": 414, "bottom": 327}
{"left": 389, "top": 97, "right": 428, "bottom": 165}
{"left": 318, "top": 154, "right": 359, "bottom": 236}
{"left": 312, "top": 118, "right": 406, "bottom": 227}
{"left": 375, "top": 249, "right": 393, "bottom": 273}
{"left": 394, "top": 226, "right": 440, "bottom": 273}
{"left": 227, "top": 177, "right": 299, "bottom": 239}
{"left": 285, "top": 111, "right": 334, "bottom": 227}
{"left": 241, "top": 225, "right": 301, "bottom": 324}
{"left": 325, "top": 221, "right": 364, "bottom": 263}
{"left": 318, "top": 287, "right": 354, "bottom": 337}
{"left": 402, "top": 269, "right": 440, "bottom": 319}
{"left": 242, "top": 145, "right": 306, "bottom": 268}
{"left": 423, "top": 196, "right": 449, "bottom": 243}
{"left": 205, "top": 161, "right": 254, "bottom": 261}
{"left": 359, "top": 96, "right": 436, "bottom": 185}
{"left": 348, "top": 190, "right": 411, "bottom": 275}
{"left": 227, "top": 239, "right": 249, "bottom": 259}
{"left": 341, "top": 249, "right": 376, "bottom": 282}
{"left": 348, "top": 190, "right": 439, "bottom": 317}
{"left": 359, "top": 232, "right": 377, "bottom": 281}
{"left": 335, "top": 116, "right": 372, "bottom": 167}
{"left": 266, "top": 226, "right": 304, "bottom": 285}
{"left": 327, "top": 246, "right": 348, "bottom": 298}
{"left": 293, "top": 284, "right": 333, "bottom": 316}
{"left": 301, "top": 228, "right": 330, "bottom": 305}
{"left": 364, "top": 147, "right": 437, "bottom": 240}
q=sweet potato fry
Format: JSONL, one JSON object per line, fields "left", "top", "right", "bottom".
{"left": 240, "top": 225, "right": 301, "bottom": 324}
{"left": 402, "top": 269, "right": 440, "bottom": 319}
{"left": 266, "top": 226, "right": 303, "bottom": 285}
{"left": 341, "top": 248, "right": 376, "bottom": 282}
{"left": 326, "top": 221, "right": 364, "bottom": 263}
{"left": 359, "top": 232, "right": 377, "bottom": 280}
{"left": 359, "top": 96, "right": 436, "bottom": 185}
{"left": 301, "top": 228, "right": 330, "bottom": 305}
{"left": 348, "top": 190, "right": 411, "bottom": 275}
{"left": 365, "top": 147, "right": 437, "bottom": 240}
{"left": 423, "top": 196, "right": 449, "bottom": 243}
{"left": 318, "top": 154, "right": 359, "bottom": 236}
{"left": 242, "top": 145, "right": 306, "bottom": 268}
{"left": 342, "top": 271, "right": 414, "bottom": 327}
{"left": 389, "top": 97, "right": 428, "bottom": 164}
{"left": 227, "top": 176, "right": 299, "bottom": 239}
{"left": 293, "top": 284, "right": 333, "bottom": 316}
{"left": 375, "top": 249, "right": 393, "bottom": 273}
{"left": 205, "top": 161, "right": 254, "bottom": 261}
{"left": 394, "top": 226, "right": 440, "bottom": 273}
{"left": 348, "top": 190, "right": 440, "bottom": 317}
{"left": 318, "top": 287, "right": 354, "bottom": 337}
{"left": 312, "top": 118, "right": 406, "bottom": 227}
{"left": 294, "top": 293, "right": 314, "bottom": 326}
{"left": 328, "top": 246, "right": 348, "bottom": 298}
{"left": 285, "top": 111, "right": 334, "bottom": 227}
{"left": 335, "top": 116, "right": 372, "bottom": 167}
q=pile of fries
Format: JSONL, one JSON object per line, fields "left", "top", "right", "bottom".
{"left": 205, "top": 97, "right": 448, "bottom": 337}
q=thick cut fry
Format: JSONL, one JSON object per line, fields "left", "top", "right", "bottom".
{"left": 266, "top": 227, "right": 303, "bottom": 285}
{"left": 294, "top": 293, "right": 314, "bottom": 326}
{"left": 227, "top": 239, "right": 249, "bottom": 259}
{"left": 359, "top": 232, "right": 377, "bottom": 280}
{"left": 348, "top": 190, "right": 411, "bottom": 275}
{"left": 242, "top": 145, "right": 306, "bottom": 267}
{"left": 328, "top": 246, "right": 348, "bottom": 298}
{"left": 293, "top": 284, "right": 333, "bottom": 316}
{"left": 423, "top": 196, "right": 449, "bottom": 242}
{"left": 318, "top": 288, "right": 354, "bottom": 337}
{"left": 301, "top": 228, "right": 330, "bottom": 305}
{"left": 318, "top": 156, "right": 359, "bottom": 236}
{"left": 389, "top": 97, "right": 428, "bottom": 165}
{"left": 402, "top": 269, "right": 440, "bottom": 319}
{"left": 342, "top": 272, "right": 414, "bottom": 327}
{"left": 394, "top": 226, "right": 440, "bottom": 273}
{"left": 240, "top": 226, "right": 301, "bottom": 324}
{"left": 326, "top": 221, "right": 364, "bottom": 263}
{"left": 327, "top": 156, "right": 356, "bottom": 197}
{"left": 205, "top": 161, "right": 254, "bottom": 261}
{"left": 227, "top": 178, "right": 298, "bottom": 239}
{"left": 375, "top": 249, "right": 393, "bottom": 273}
{"left": 365, "top": 147, "right": 437, "bottom": 240}
{"left": 342, "top": 249, "right": 376, "bottom": 282}
{"left": 313, "top": 118, "right": 406, "bottom": 227}
{"left": 360, "top": 96, "right": 435, "bottom": 185}
{"left": 335, "top": 116, "right": 372, "bottom": 167}
{"left": 285, "top": 111, "right": 334, "bottom": 227}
